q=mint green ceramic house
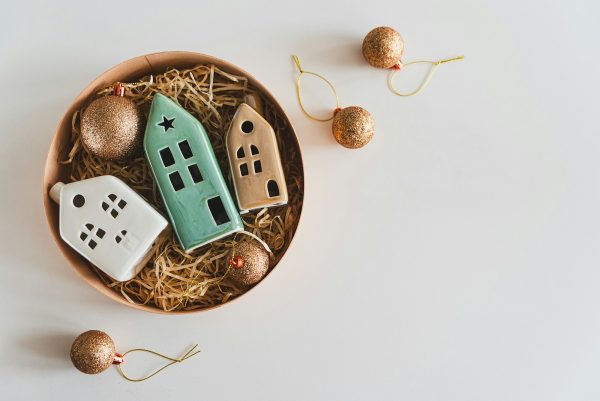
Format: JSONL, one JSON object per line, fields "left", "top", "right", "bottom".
{"left": 144, "top": 93, "right": 243, "bottom": 252}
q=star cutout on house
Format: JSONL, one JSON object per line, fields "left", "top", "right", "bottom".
{"left": 158, "top": 116, "right": 175, "bottom": 132}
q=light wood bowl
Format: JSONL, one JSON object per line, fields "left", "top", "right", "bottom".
{"left": 42, "top": 52, "right": 304, "bottom": 314}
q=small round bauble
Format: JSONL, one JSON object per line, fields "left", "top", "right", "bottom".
{"left": 362, "top": 26, "right": 404, "bottom": 69}
{"left": 228, "top": 240, "right": 270, "bottom": 286}
{"left": 70, "top": 330, "right": 116, "bottom": 374}
{"left": 80, "top": 95, "right": 144, "bottom": 161}
{"left": 332, "top": 106, "right": 375, "bottom": 149}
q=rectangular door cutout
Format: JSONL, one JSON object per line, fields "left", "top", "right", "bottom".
{"left": 267, "top": 180, "right": 280, "bottom": 197}
{"left": 207, "top": 196, "right": 230, "bottom": 225}
{"left": 159, "top": 147, "right": 175, "bottom": 167}
{"left": 178, "top": 140, "right": 193, "bottom": 159}
{"left": 188, "top": 164, "right": 203, "bottom": 183}
{"left": 169, "top": 171, "right": 185, "bottom": 191}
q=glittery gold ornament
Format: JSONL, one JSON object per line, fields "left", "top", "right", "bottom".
{"left": 292, "top": 55, "right": 376, "bottom": 149}
{"left": 70, "top": 330, "right": 117, "bottom": 374}
{"left": 69, "top": 330, "right": 200, "bottom": 381}
{"left": 362, "top": 26, "right": 404, "bottom": 69}
{"left": 228, "top": 240, "right": 270, "bottom": 286}
{"left": 332, "top": 106, "right": 375, "bottom": 149}
{"left": 362, "top": 27, "right": 465, "bottom": 96}
{"left": 80, "top": 85, "right": 144, "bottom": 161}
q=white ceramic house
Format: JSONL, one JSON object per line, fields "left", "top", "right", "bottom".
{"left": 226, "top": 103, "right": 288, "bottom": 213}
{"left": 49, "top": 175, "right": 168, "bottom": 282}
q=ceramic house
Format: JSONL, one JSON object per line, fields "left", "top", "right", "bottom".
{"left": 144, "top": 93, "right": 244, "bottom": 252}
{"left": 49, "top": 175, "right": 168, "bottom": 282}
{"left": 226, "top": 103, "right": 288, "bottom": 213}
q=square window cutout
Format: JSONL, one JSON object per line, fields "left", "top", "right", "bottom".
{"left": 160, "top": 147, "right": 175, "bottom": 167}
{"left": 253, "top": 160, "right": 262, "bottom": 173}
{"left": 178, "top": 140, "right": 193, "bottom": 159}
{"left": 169, "top": 171, "right": 185, "bottom": 191}
{"left": 188, "top": 164, "right": 203, "bottom": 183}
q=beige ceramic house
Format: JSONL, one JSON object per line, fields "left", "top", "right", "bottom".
{"left": 226, "top": 103, "right": 288, "bottom": 213}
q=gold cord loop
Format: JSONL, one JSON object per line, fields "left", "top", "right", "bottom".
{"left": 388, "top": 55, "right": 464, "bottom": 97}
{"left": 292, "top": 54, "right": 340, "bottom": 122}
{"left": 291, "top": 54, "right": 304, "bottom": 73}
{"left": 116, "top": 344, "right": 201, "bottom": 382}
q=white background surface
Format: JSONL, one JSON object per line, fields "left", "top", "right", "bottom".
{"left": 1, "top": 0, "right": 600, "bottom": 400}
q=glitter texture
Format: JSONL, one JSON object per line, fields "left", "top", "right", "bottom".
{"left": 228, "top": 240, "right": 270, "bottom": 286}
{"left": 81, "top": 96, "right": 144, "bottom": 161}
{"left": 362, "top": 26, "right": 404, "bottom": 69}
{"left": 332, "top": 106, "right": 375, "bottom": 149}
{"left": 70, "top": 330, "right": 116, "bottom": 374}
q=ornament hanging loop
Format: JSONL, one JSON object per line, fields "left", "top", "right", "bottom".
{"left": 292, "top": 54, "right": 340, "bottom": 122}
{"left": 116, "top": 344, "right": 201, "bottom": 382}
{"left": 388, "top": 55, "right": 464, "bottom": 97}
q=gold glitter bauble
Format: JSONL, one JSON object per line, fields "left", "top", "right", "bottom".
{"left": 70, "top": 330, "right": 116, "bottom": 374}
{"left": 332, "top": 106, "right": 375, "bottom": 149}
{"left": 81, "top": 96, "right": 144, "bottom": 161}
{"left": 362, "top": 26, "right": 404, "bottom": 69}
{"left": 228, "top": 240, "right": 270, "bottom": 286}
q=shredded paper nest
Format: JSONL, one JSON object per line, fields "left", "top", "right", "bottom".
{"left": 60, "top": 65, "right": 304, "bottom": 312}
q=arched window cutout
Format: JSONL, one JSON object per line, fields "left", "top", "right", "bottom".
{"left": 267, "top": 180, "right": 280, "bottom": 197}
{"left": 103, "top": 194, "right": 127, "bottom": 218}
{"left": 250, "top": 145, "right": 259, "bottom": 155}
{"left": 80, "top": 223, "right": 102, "bottom": 250}
{"left": 115, "top": 230, "right": 127, "bottom": 244}
{"left": 237, "top": 146, "right": 245, "bottom": 159}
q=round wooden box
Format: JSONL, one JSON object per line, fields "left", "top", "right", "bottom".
{"left": 43, "top": 52, "right": 304, "bottom": 314}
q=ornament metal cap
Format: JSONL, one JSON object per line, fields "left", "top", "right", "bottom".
{"left": 113, "top": 352, "right": 124, "bottom": 365}
{"left": 113, "top": 82, "right": 125, "bottom": 97}
{"left": 70, "top": 330, "right": 200, "bottom": 381}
